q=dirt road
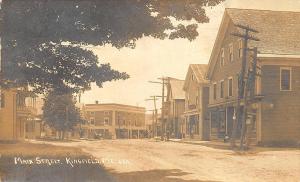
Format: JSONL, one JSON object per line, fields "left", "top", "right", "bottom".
{"left": 33, "top": 139, "right": 300, "bottom": 182}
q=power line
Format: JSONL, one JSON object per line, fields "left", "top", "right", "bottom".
{"left": 230, "top": 23, "right": 259, "bottom": 149}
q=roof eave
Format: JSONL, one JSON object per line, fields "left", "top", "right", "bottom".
{"left": 206, "top": 10, "right": 231, "bottom": 79}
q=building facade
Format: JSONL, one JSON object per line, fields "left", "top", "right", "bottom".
{"left": 82, "top": 103, "right": 146, "bottom": 139}
{"left": 0, "top": 88, "right": 40, "bottom": 141}
{"left": 165, "top": 78, "right": 185, "bottom": 138}
{"left": 206, "top": 8, "right": 300, "bottom": 145}
{"left": 183, "top": 64, "right": 210, "bottom": 140}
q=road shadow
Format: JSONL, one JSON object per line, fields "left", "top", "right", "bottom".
{"left": 110, "top": 169, "right": 221, "bottom": 182}
{"left": 0, "top": 156, "right": 117, "bottom": 182}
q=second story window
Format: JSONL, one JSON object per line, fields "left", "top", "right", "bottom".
{"left": 280, "top": 67, "right": 292, "bottom": 91}
{"left": 228, "top": 78, "right": 233, "bottom": 97}
{"left": 90, "top": 117, "right": 95, "bottom": 125}
{"left": 229, "top": 44, "right": 233, "bottom": 62}
{"left": 104, "top": 117, "right": 110, "bottom": 125}
{"left": 220, "top": 81, "right": 224, "bottom": 98}
{"left": 213, "top": 83, "right": 217, "bottom": 100}
{"left": 220, "top": 48, "right": 225, "bottom": 67}
{"left": 238, "top": 39, "right": 243, "bottom": 58}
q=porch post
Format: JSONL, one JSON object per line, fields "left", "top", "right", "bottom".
{"left": 225, "top": 107, "right": 228, "bottom": 135}
{"left": 209, "top": 111, "right": 212, "bottom": 140}
{"left": 257, "top": 103, "right": 262, "bottom": 143}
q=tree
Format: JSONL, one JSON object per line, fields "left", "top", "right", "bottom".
{"left": 42, "top": 91, "right": 83, "bottom": 139}
{"left": 1, "top": 0, "right": 223, "bottom": 94}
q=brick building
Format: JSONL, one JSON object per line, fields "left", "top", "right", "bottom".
{"left": 81, "top": 103, "right": 146, "bottom": 139}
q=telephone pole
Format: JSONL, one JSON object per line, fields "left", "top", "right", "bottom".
{"left": 147, "top": 109, "right": 156, "bottom": 138}
{"left": 230, "top": 24, "right": 259, "bottom": 148}
{"left": 149, "top": 78, "right": 168, "bottom": 139}
{"left": 145, "top": 96, "right": 159, "bottom": 137}
{"left": 240, "top": 47, "right": 261, "bottom": 149}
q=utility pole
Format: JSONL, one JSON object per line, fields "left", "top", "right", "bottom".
{"left": 158, "top": 77, "right": 167, "bottom": 139}
{"left": 240, "top": 47, "right": 261, "bottom": 149}
{"left": 231, "top": 24, "right": 259, "bottom": 148}
{"left": 147, "top": 109, "right": 156, "bottom": 138}
{"left": 145, "top": 96, "right": 159, "bottom": 137}
{"left": 149, "top": 77, "right": 169, "bottom": 139}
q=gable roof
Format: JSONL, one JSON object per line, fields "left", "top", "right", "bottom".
{"left": 183, "top": 64, "right": 208, "bottom": 90}
{"left": 227, "top": 8, "right": 300, "bottom": 55}
{"left": 206, "top": 8, "right": 300, "bottom": 79}
{"left": 168, "top": 78, "right": 185, "bottom": 100}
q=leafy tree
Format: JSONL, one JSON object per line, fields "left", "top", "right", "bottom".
{"left": 1, "top": 0, "right": 223, "bottom": 94}
{"left": 42, "top": 91, "right": 83, "bottom": 139}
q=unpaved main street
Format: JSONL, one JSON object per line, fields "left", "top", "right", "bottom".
{"left": 33, "top": 139, "right": 300, "bottom": 182}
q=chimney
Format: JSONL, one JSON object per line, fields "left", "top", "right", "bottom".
{"left": 95, "top": 100, "right": 99, "bottom": 104}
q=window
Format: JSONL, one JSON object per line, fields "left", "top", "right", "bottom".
{"left": 280, "top": 67, "right": 292, "bottom": 91}
{"left": 104, "top": 111, "right": 109, "bottom": 116}
{"left": 104, "top": 117, "right": 109, "bottom": 125}
{"left": 90, "top": 111, "right": 95, "bottom": 115}
{"left": 90, "top": 117, "right": 95, "bottom": 125}
{"left": 220, "top": 48, "right": 225, "bottom": 67}
{"left": 213, "top": 83, "right": 217, "bottom": 100}
{"left": 229, "top": 44, "right": 233, "bottom": 62}
{"left": 0, "top": 93, "right": 4, "bottom": 108}
{"left": 238, "top": 39, "right": 243, "bottom": 58}
{"left": 191, "top": 74, "right": 194, "bottom": 81}
{"left": 196, "top": 96, "right": 199, "bottom": 105}
{"left": 228, "top": 78, "right": 233, "bottom": 97}
{"left": 220, "top": 81, "right": 224, "bottom": 98}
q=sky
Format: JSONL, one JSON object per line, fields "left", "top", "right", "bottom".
{"left": 81, "top": 0, "right": 300, "bottom": 112}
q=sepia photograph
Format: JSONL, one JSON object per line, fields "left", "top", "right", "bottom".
{"left": 0, "top": 0, "right": 299, "bottom": 181}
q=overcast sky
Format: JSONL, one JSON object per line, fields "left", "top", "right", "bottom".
{"left": 81, "top": 0, "right": 300, "bottom": 112}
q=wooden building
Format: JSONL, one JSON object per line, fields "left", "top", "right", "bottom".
{"left": 0, "top": 88, "right": 40, "bottom": 141}
{"left": 165, "top": 78, "right": 185, "bottom": 138}
{"left": 183, "top": 64, "right": 210, "bottom": 140}
{"left": 206, "top": 8, "right": 300, "bottom": 145}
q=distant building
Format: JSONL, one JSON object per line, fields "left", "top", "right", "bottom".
{"left": 81, "top": 103, "right": 146, "bottom": 139}
{"left": 183, "top": 64, "right": 210, "bottom": 140}
{"left": 165, "top": 78, "right": 185, "bottom": 138}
